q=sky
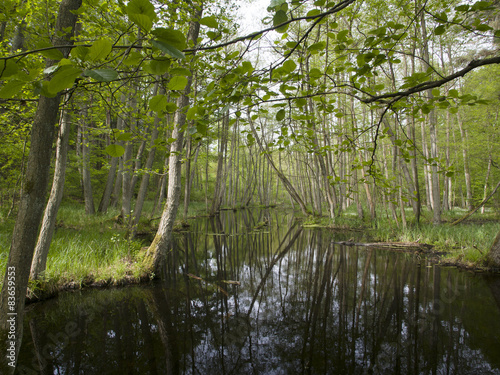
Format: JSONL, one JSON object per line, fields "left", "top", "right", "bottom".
{"left": 236, "top": 0, "right": 270, "bottom": 36}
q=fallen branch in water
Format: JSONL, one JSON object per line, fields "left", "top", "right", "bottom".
{"left": 332, "top": 241, "right": 433, "bottom": 251}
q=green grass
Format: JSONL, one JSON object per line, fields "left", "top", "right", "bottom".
{"left": 296, "top": 204, "right": 499, "bottom": 269}
{"left": 0, "top": 203, "right": 152, "bottom": 295}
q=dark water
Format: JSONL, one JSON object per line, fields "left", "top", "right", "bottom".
{"left": 14, "top": 210, "right": 500, "bottom": 374}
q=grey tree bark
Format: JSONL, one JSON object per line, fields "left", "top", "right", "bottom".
{"left": 30, "top": 101, "right": 72, "bottom": 280}
{"left": 81, "top": 110, "right": 95, "bottom": 214}
{"left": 0, "top": 0, "right": 82, "bottom": 370}
{"left": 145, "top": 5, "right": 203, "bottom": 276}
{"left": 132, "top": 85, "right": 163, "bottom": 235}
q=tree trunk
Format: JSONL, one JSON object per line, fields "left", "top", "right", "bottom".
{"left": 132, "top": 85, "right": 163, "bottom": 235}
{"left": 97, "top": 109, "right": 118, "bottom": 213}
{"left": 0, "top": 0, "right": 82, "bottom": 370}
{"left": 30, "top": 101, "right": 72, "bottom": 280}
{"left": 81, "top": 113, "right": 95, "bottom": 214}
{"left": 145, "top": 7, "right": 202, "bottom": 276}
{"left": 457, "top": 111, "right": 473, "bottom": 210}
{"left": 482, "top": 153, "right": 492, "bottom": 214}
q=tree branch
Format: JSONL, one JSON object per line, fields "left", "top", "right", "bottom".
{"left": 361, "top": 55, "right": 500, "bottom": 103}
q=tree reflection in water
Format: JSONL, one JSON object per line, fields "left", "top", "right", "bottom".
{"left": 14, "top": 210, "right": 500, "bottom": 375}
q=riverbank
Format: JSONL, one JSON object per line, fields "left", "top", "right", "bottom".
{"left": 1, "top": 203, "right": 499, "bottom": 304}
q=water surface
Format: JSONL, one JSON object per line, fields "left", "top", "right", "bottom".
{"left": 15, "top": 210, "right": 500, "bottom": 374}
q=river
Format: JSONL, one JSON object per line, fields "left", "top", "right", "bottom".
{"left": 14, "top": 209, "right": 500, "bottom": 374}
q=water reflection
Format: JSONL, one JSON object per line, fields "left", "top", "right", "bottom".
{"left": 13, "top": 210, "right": 500, "bottom": 374}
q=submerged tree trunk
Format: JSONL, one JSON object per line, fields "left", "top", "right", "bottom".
{"left": 30, "top": 102, "right": 72, "bottom": 280}
{"left": 145, "top": 6, "right": 202, "bottom": 276}
{"left": 0, "top": 0, "right": 82, "bottom": 370}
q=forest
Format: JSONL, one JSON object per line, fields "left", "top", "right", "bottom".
{"left": 0, "top": 0, "right": 499, "bottom": 371}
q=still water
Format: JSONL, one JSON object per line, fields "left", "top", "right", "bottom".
{"left": 15, "top": 210, "right": 500, "bottom": 374}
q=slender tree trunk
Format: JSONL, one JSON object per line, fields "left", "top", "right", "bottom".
{"left": 481, "top": 153, "right": 492, "bottom": 214}
{"left": 81, "top": 111, "right": 95, "bottom": 214}
{"left": 30, "top": 101, "right": 72, "bottom": 280}
{"left": 121, "top": 97, "right": 136, "bottom": 218}
{"left": 248, "top": 111, "right": 310, "bottom": 215}
{"left": 98, "top": 109, "right": 118, "bottom": 213}
{"left": 420, "top": 7, "right": 441, "bottom": 224}
{"left": 145, "top": 7, "right": 202, "bottom": 276}
{"left": 0, "top": 0, "right": 82, "bottom": 370}
{"left": 132, "top": 85, "right": 163, "bottom": 234}
{"left": 457, "top": 111, "right": 473, "bottom": 210}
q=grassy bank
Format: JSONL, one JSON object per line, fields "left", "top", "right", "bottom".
{"left": 0, "top": 202, "right": 499, "bottom": 300}
{"left": 301, "top": 206, "right": 500, "bottom": 271}
{"left": 0, "top": 203, "right": 153, "bottom": 300}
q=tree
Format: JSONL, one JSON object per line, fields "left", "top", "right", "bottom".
{"left": 0, "top": 0, "right": 82, "bottom": 370}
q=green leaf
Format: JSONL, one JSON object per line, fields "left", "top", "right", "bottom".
{"left": 70, "top": 46, "right": 89, "bottom": 61}
{"left": 84, "top": 69, "right": 118, "bottom": 82}
{"left": 129, "top": 13, "right": 153, "bottom": 32}
{"left": 186, "top": 106, "right": 198, "bottom": 120}
{"left": 434, "top": 25, "right": 446, "bottom": 35}
{"left": 199, "top": 16, "right": 218, "bottom": 29}
{"left": 151, "top": 28, "right": 186, "bottom": 50}
{"left": 431, "top": 88, "right": 440, "bottom": 97}
{"left": 126, "top": 0, "right": 156, "bottom": 18}
{"left": 146, "top": 58, "right": 171, "bottom": 75}
{"left": 105, "top": 144, "right": 125, "bottom": 157}
{"left": 40, "top": 48, "right": 64, "bottom": 61}
{"left": 196, "top": 121, "right": 208, "bottom": 136}
{"left": 116, "top": 132, "right": 132, "bottom": 141}
{"left": 282, "top": 59, "right": 296, "bottom": 73}
{"left": 306, "top": 9, "right": 321, "bottom": 17}
{"left": 0, "top": 79, "right": 25, "bottom": 99}
{"left": 88, "top": 39, "right": 112, "bottom": 61}
{"left": 448, "top": 89, "right": 459, "bottom": 98}
{"left": 48, "top": 65, "right": 82, "bottom": 93}
{"left": 123, "top": 51, "right": 143, "bottom": 66}
{"left": 276, "top": 109, "right": 286, "bottom": 121}
{"left": 165, "top": 102, "right": 177, "bottom": 113}
{"left": 126, "top": 0, "right": 156, "bottom": 31}
{"left": 169, "top": 67, "right": 191, "bottom": 76}
{"left": 273, "top": 10, "right": 288, "bottom": 33}
{"left": 151, "top": 40, "right": 185, "bottom": 59}
{"left": 269, "top": 0, "right": 287, "bottom": 9}
{"left": 0, "top": 60, "right": 19, "bottom": 79}
{"left": 149, "top": 94, "right": 168, "bottom": 112}
{"left": 167, "top": 75, "right": 188, "bottom": 90}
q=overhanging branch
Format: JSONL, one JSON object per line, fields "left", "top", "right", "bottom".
{"left": 361, "top": 55, "right": 500, "bottom": 103}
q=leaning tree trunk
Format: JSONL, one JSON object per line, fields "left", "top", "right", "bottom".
{"left": 30, "top": 101, "right": 72, "bottom": 280}
{"left": 0, "top": 0, "right": 82, "bottom": 371}
{"left": 144, "top": 6, "right": 202, "bottom": 277}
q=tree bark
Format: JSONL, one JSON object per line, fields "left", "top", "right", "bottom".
{"left": 132, "top": 85, "right": 163, "bottom": 235}
{"left": 145, "top": 5, "right": 202, "bottom": 276}
{"left": 0, "top": 0, "right": 82, "bottom": 370}
{"left": 98, "top": 109, "right": 118, "bottom": 213}
{"left": 81, "top": 112, "right": 95, "bottom": 214}
{"left": 30, "top": 101, "right": 72, "bottom": 280}
{"left": 457, "top": 111, "right": 473, "bottom": 210}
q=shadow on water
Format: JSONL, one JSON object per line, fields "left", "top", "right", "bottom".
{"left": 12, "top": 209, "right": 500, "bottom": 374}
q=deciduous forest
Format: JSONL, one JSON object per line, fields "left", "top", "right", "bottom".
{"left": 0, "top": 0, "right": 500, "bottom": 371}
